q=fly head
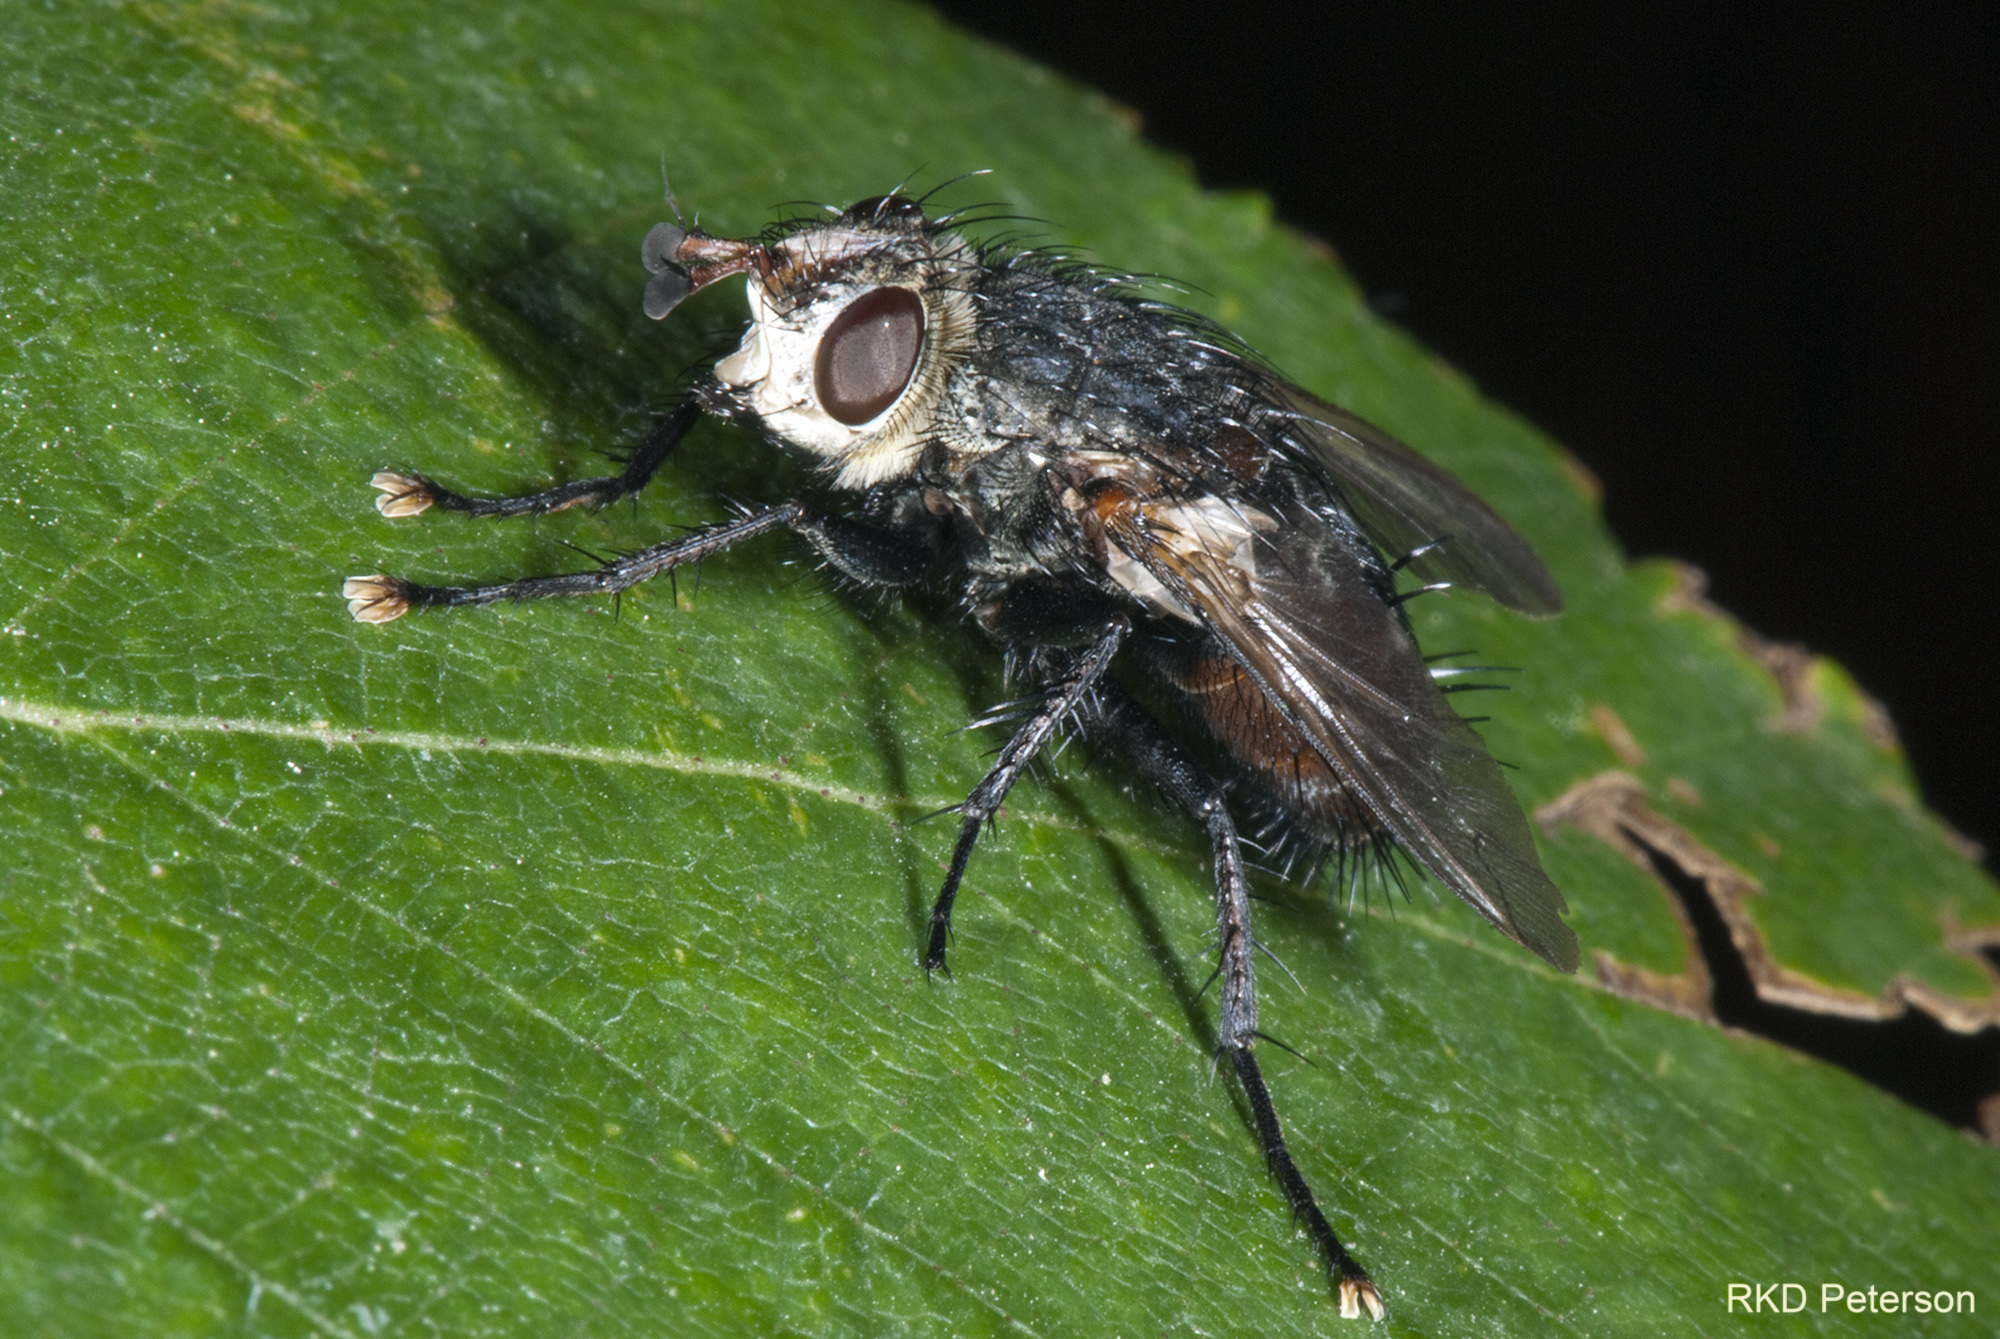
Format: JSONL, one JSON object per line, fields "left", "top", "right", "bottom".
{"left": 642, "top": 194, "right": 981, "bottom": 490}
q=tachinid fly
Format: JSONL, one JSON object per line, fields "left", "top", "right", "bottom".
{"left": 344, "top": 189, "right": 1579, "bottom": 1319}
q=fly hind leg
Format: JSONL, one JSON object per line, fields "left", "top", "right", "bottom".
{"left": 1093, "top": 684, "right": 1385, "bottom": 1321}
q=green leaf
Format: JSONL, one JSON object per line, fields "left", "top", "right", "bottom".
{"left": 4, "top": 2, "right": 1997, "bottom": 1336}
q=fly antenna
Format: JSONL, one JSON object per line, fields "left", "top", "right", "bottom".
{"left": 659, "top": 155, "right": 685, "bottom": 228}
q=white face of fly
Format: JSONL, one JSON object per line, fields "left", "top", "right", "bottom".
{"left": 712, "top": 225, "right": 975, "bottom": 491}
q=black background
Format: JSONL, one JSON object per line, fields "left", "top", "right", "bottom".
{"left": 933, "top": 2, "right": 2000, "bottom": 867}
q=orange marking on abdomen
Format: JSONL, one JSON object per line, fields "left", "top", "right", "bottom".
{"left": 1171, "top": 649, "right": 1374, "bottom": 843}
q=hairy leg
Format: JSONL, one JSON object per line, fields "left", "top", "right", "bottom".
{"left": 346, "top": 499, "right": 939, "bottom": 623}
{"left": 923, "top": 617, "right": 1129, "bottom": 974}
{"left": 371, "top": 396, "right": 704, "bottom": 520}
{"left": 1093, "top": 684, "right": 1384, "bottom": 1320}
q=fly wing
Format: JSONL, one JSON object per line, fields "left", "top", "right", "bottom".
{"left": 1102, "top": 492, "right": 1579, "bottom": 971}
{"left": 1265, "top": 381, "right": 1564, "bottom": 617}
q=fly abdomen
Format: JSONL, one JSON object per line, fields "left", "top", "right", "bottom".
{"left": 1142, "top": 634, "right": 1382, "bottom": 847}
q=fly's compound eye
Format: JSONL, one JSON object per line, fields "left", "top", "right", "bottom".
{"left": 814, "top": 286, "right": 925, "bottom": 426}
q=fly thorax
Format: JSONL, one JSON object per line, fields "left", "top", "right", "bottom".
{"left": 1057, "top": 451, "right": 1279, "bottom": 625}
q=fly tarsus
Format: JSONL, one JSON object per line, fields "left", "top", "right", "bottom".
{"left": 370, "top": 396, "right": 703, "bottom": 520}
{"left": 342, "top": 574, "right": 413, "bottom": 623}
{"left": 1228, "top": 1044, "right": 1383, "bottom": 1321}
{"left": 343, "top": 503, "right": 810, "bottom": 623}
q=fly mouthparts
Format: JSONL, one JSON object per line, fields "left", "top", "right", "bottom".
{"left": 639, "top": 222, "right": 766, "bottom": 320}
{"left": 640, "top": 221, "right": 688, "bottom": 274}
{"left": 642, "top": 266, "right": 694, "bottom": 320}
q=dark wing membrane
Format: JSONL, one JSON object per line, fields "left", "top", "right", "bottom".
{"left": 1265, "top": 381, "right": 1563, "bottom": 617}
{"left": 1108, "top": 497, "right": 1579, "bottom": 971}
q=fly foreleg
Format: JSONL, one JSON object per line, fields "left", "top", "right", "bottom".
{"left": 368, "top": 396, "right": 705, "bottom": 520}
{"left": 344, "top": 499, "right": 937, "bottom": 622}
